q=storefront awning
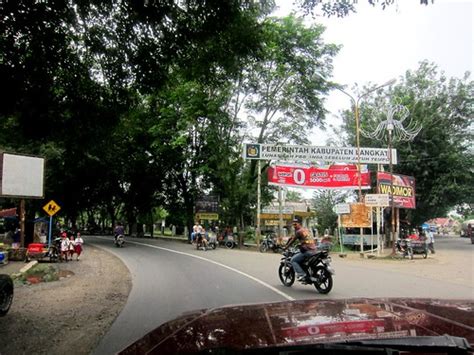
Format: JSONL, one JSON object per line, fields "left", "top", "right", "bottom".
{"left": 0, "top": 208, "right": 17, "bottom": 218}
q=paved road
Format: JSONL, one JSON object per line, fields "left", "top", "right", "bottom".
{"left": 89, "top": 235, "right": 473, "bottom": 354}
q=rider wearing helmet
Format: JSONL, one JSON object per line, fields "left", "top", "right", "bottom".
{"left": 284, "top": 217, "right": 317, "bottom": 282}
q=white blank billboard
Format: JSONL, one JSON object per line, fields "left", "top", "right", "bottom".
{"left": 0, "top": 153, "right": 45, "bottom": 198}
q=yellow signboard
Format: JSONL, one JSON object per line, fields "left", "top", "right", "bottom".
{"left": 43, "top": 200, "right": 61, "bottom": 217}
{"left": 259, "top": 213, "right": 293, "bottom": 220}
{"left": 195, "top": 213, "right": 219, "bottom": 221}
{"left": 341, "top": 203, "right": 371, "bottom": 228}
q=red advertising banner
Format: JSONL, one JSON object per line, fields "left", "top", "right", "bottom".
{"left": 268, "top": 165, "right": 371, "bottom": 189}
{"left": 282, "top": 319, "right": 386, "bottom": 339}
{"left": 377, "top": 172, "right": 416, "bottom": 209}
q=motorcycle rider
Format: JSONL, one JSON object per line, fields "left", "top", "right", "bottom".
{"left": 284, "top": 217, "right": 317, "bottom": 283}
{"left": 114, "top": 222, "right": 125, "bottom": 243}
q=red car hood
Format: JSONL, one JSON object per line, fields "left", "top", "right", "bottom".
{"left": 120, "top": 298, "right": 473, "bottom": 354}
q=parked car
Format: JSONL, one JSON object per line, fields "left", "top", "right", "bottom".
{"left": 0, "top": 274, "right": 13, "bottom": 316}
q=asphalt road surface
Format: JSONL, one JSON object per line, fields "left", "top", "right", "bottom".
{"left": 88, "top": 235, "right": 473, "bottom": 354}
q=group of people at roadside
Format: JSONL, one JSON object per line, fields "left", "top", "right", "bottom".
{"left": 59, "top": 232, "right": 84, "bottom": 262}
{"left": 190, "top": 222, "right": 212, "bottom": 247}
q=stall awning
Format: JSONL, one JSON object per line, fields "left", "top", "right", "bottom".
{"left": 0, "top": 208, "right": 17, "bottom": 218}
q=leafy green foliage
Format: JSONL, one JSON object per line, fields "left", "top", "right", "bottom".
{"left": 312, "top": 190, "right": 348, "bottom": 233}
{"left": 340, "top": 61, "right": 473, "bottom": 224}
{"left": 0, "top": 1, "right": 274, "bottom": 230}
{"left": 241, "top": 15, "right": 339, "bottom": 144}
{"left": 296, "top": 0, "right": 434, "bottom": 18}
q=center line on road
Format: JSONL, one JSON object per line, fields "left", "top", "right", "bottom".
{"left": 95, "top": 237, "right": 294, "bottom": 301}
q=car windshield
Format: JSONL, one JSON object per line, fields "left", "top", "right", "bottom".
{"left": 0, "top": 1, "right": 472, "bottom": 354}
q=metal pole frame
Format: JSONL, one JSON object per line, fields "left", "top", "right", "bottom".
{"left": 388, "top": 129, "right": 396, "bottom": 254}
{"left": 48, "top": 216, "right": 53, "bottom": 247}
{"left": 256, "top": 160, "right": 261, "bottom": 245}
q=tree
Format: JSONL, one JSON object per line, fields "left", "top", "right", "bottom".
{"left": 340, "top": 61, "right": 473, "bottom": 224}
{"left": 296, "top": 0, "right": 434, "bottom": 18}
{"left": 286, "top": 190, "right": 303, "bottom": 202}
{"left": 239, "top": 15, "right": 339, "bottom": 145}
{"left": 0, "top": 0, "right": 275, "bottom": 228}
{"left": 312, "top": 190, "right": 348, "bottom": 234}
{"left": 219, "top": 15, "right": 339, "bottom": 229}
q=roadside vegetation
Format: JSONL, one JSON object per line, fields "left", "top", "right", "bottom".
{"left": 0, "top": 1, "right": 471, "bottom": 235}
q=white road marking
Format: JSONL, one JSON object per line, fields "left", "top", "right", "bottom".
{"left": 95, "top": 236, "right": 294, "bottom": 301}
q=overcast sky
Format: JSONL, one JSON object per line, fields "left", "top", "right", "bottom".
{"left": 273, "top": 0, "right": 473, "bottom": 145}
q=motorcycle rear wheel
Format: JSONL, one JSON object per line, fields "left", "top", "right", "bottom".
{"left": 0, "top": 275, "right": 13, "bottom": 317}
{"left": 278, "top": 263, "right": 295, "bottom": 287}
{"left": 312, "top": 266, "right": 333, "bottom": 294}
{"left": 225, "top": 241, "right": 235, "bottom": 249}
{"left": 259, "top": 242, "right": 268, "bottom": 253}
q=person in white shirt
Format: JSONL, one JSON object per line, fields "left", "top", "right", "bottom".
{"left": 74, "top": 233, "right": 84, "bottom": 260}
{"left": 192, "top": 222, "right": 203, "bottom": 243}
{"left": 60, "top": 234, "right": 70, "bottom": 262}
{"left": 426, "top": 228, "right": 435, "bottom": 254}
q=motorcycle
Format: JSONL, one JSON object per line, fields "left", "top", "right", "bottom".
{"left": 396, "top": 238, "right": 414, "bottom": 259}
{"left": 115, "top": 234, "right": 125, "bottom": 248}
{"left": 396, "top": 238, "right": 428, "bottom": 259}
{"left": 220, "top": 234, "right": 237, "bottom": 249}
{"left": 0, "top": 274, "right": 13, "bottom": 317}
{"left": 207, "top": 233, "right": 217, "bottom": 250}
{"left": 195, "top": 233, "right": 216, "bottom": 251}
{"left": 278, "top": 248, "right": 335, "bottom": 294}
{"left": 259, "top": 233, "right": 284, "bottom": 253}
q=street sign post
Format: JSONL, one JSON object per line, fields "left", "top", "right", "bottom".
{"left": 364, "top": 194, "right": 389, "bottom": 256}
{"left": 364, "top": 194, "right": 390, "bottom": 207}
{"left": 43, "top": 200, "right": 61, "bottom": 247}
{"left": 334, "top": 203, "right": 350, "bottom": 255}
{"left": 43, "top": 200, "right": 61, "bottom": 216}
{"left": 334, "top": 204, "right": 350, "bottom": 215}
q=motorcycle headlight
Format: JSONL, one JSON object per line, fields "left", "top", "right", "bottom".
{"left": 322, "top": 257, "right": 332, "bottom": 264}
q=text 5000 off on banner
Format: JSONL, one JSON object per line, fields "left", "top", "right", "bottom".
{"left": 268, "top": 165, "right": 371, "bottom": 189}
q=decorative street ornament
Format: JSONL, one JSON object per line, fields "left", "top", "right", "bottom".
{"left": 360, "top": 103, "right": 422, "bottom": 142}
{"left": 361, "top": 102, "right": 422, "bottom": 255}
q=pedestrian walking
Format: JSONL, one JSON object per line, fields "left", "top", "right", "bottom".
{"left": 426, "top": 227, "right": 435, "bottom": 254}
{"left": 68, "top": 235, "right": 75, "bottom": 260}
{"left": 74, "top": 233, "right": 84, "bottom": 260}
{"left": 60, "top": 233, "right": 69, "bottom": 262}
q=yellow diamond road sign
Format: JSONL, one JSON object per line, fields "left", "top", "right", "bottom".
{"left": 43, "top": 200, "right": 61, "bottom": 217}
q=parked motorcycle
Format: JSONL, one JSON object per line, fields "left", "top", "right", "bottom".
{"left": 396, "top": 238, "right": 427, "bottom": 259}
{"left": 47, "top": 238, "right": 61, "bottom": 262}
{"left": 0, "top": 274, "right": 13, "bottom": 316}
{"left": 195, "top": 233, "right": 214, "bottom": 251}
{"left": 207, "top": 233, "right": 217, "bottom": 250}
{"left": 395, "top": 238, "right": 413, "bottom": 259}
{"left": 278, "top": 248, "right": 335, "bottom": 294}
{"left": 219, "top": 234, "right": 236, "bottom": 249}
{"left": 259, "top": 233, "right": 283, "bottom": 253}
{"left": 115, "top": 234, "right": 125, "bottom": 248}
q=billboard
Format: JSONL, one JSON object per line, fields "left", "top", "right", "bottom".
{"left": 0, "top": 153, "right": 45, "bottom": 198}
{"left": 268, "top": 164, "right": 371, "bottom": 190}
{"left": 195, "top": 195, "right": 219, "bottom": 213}
{"left": 243, "top": 143, "right": 397, "bottom": 164}
{"left": 341, "top": 203, "right": 372, "bottom": 228}
{"left": 377, "top": 172, "right": 416, "bottom": 209}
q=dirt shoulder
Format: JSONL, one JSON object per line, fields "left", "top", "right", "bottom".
{"left": 0, "top": 245, "right": 132, "bottom": 355}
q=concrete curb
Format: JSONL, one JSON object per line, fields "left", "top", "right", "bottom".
{"left": 19, "top": 260, "right": 38, "bottom": 274}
